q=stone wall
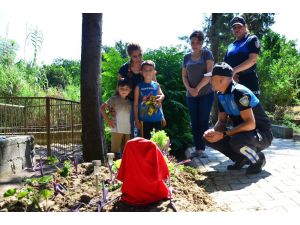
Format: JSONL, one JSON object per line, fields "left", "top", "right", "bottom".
{"left": 0, "top": 136, "right": 34, "bottom": 178}
{"left": 271, "top": 125, "right": 293, "bottom": 139}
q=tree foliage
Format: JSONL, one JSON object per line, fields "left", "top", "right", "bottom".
{"left": 0, "top": 37, "right": 19, "bottom": 66}
{"left": 204, "top": 13, "right": 275, "bottom": 62}
{"left": 258, "top": 31, "right": 300, "bottom": 111}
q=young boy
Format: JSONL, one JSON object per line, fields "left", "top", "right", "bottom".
{"left": 134, "top": 60, "right": 165, "bottom": 139}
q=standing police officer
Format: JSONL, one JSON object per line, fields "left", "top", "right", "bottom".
{"left": 225, "top": 16, "right": 261, "bottom": 97}
{"left": 203, "top": 62, "right": 273, "bottom": 174}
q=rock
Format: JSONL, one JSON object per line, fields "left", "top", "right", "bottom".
{"left": 40, "top": 200, "right": 56, "bottom": 211}
{"left": 185, "top": 147, "right": 195, "bottom": 159}
{"left": 79, "top": 194, "right": 92, "bottom": 204}
{"left": 188, "top": 157, "right": 201, "bottom": 168}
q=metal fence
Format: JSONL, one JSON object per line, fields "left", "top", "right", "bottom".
{"left": 0, "top": 97, "right": 82, "bottom": 156}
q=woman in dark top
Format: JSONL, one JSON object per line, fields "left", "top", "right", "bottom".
{"left": 224, "top": 16, "right": 261, "bottom": 97}
{"left": 118, "top": 43, "right": 165, "bottom": 137}
{"left": 182, "top": 31, "right": 214, "bottom": 158}
{"left": 118, "top": 43, "right": 144, "bottom": 101}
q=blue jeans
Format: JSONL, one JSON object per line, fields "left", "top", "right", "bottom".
{"left": 186, "top": 92, "right": 214, "bottom": 151}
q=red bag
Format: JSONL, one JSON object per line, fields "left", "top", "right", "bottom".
{"left": 116, "top": 137, "right": 169, "bottom": 206}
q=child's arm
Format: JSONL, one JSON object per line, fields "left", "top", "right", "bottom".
{"left": 134, "top": 85, "right": 141, "bottom": 130}
{"left": 156, "top": 84, "right": 165, "bottom": 105}
{"left": 100, "top": 102, "right": 115, "bottom": 128}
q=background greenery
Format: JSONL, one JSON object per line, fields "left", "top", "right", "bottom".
{"left": 1, "top": 13, "right": 300, "bottom": 156}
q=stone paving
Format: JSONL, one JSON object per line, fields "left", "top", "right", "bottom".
{"left": 190, "top": 138, "right": 300, "bottom": 212}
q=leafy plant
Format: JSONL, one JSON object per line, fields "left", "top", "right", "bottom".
{"left": 59, "top": 160, "right": 72, "bottom": 177}
{"left": 24, "top": 175, "right": 53, "bottom": 187}
{"left": 112, "top": 159, "right": 122, "bottom": 173}
{"left": 39, "top": 189, "right": 53, "bottom": 210}
{"left": 38, "top": 175, "right": 53, "bottom": 185}
{"left": 17, "top": 187, "right": 34, "bottom": 200}
{"left": 108, "top": 182, "right": 122, "bottom": 192}
{"left": 150, "top": 130, "right": 170, "bottom": 153}
{"left": 3, "top": 188, "right": 16, "bottom": 197}
{"left": 2, "top": 187, "right": 43, "bottom": 211}
{"left": 47, "top": 156, "right": 61, "bottom": 171}
{"left": 47, "top": 156, "right": 59, "bottom": 165}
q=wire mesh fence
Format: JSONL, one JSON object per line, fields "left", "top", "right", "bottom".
{"left": 0, "top": 97, "right": 82, "bottom": 157}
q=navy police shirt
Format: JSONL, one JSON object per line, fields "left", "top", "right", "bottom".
{"left": 218, "top": 82, "right": 271, "bottom": 131}
{"left": 224, "top": 34, "right": 260, "bottom": 95}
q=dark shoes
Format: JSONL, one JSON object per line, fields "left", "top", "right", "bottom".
{"left": 227, "top": 158, "right": 250, "bottom": 170}
{"left": 246, "top": 152, "right": 266, "bottom": 175}
{"left": 227, "top": 152, "right": 266, "bottom": 174}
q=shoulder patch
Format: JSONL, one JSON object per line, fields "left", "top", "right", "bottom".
{"left": 239, "top": 95, "right": 250, "bottom": 107}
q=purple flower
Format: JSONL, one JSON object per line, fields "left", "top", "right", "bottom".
{"left": 97, "top": 200, "right": 102, "bottom": 212}
{"left": 102, "top": 180, "right": 108, "bottom": 203}
{"left": 40, "top": 160, "right": 44, "bottom": 176}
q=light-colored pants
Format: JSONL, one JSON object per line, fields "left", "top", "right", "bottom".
{"left": 111, "top": 132, "right": 130, "bottom": 153}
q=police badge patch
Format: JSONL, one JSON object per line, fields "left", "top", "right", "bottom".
{"left": 255, "top": 40, "right": 260, "bottom": 48}
{"left": 239, "top": 95, "right": 250, "bottom": 107}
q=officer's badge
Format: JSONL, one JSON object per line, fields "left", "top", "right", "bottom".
{"left": 239, "top": 95, "right": 250, "bottom": 107}
{"left": 255, "top": 40, "right": 260, "bottom": 48}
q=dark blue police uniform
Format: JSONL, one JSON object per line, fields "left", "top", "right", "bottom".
{"left": 224, "top": 34, "right": 261, "bottom": 97}
{"left": 205, "top": 81, "right": 273, "bottom": 163}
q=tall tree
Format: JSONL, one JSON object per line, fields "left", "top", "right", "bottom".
{"left": 204, "top": 13, "right": 234, "bottom": 63}
{"left": 242, "top": 13, "right": 275, "bottom": 39}
{"left": 81, "top": 13, "right": 106, "bottom": 162}
{"left": 204, "top": 13, "right": 234, "bottom": 125}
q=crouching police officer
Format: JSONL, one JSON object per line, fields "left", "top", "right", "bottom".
{"left": 203, "top": 62, "right": 273, "bottom": 174}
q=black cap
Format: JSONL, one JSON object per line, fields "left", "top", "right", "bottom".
{"left": 212, "top": 62, "right": 233, "bottom": 77}
{"left": 231, "top": 16, "right": 246, "bottom": 27}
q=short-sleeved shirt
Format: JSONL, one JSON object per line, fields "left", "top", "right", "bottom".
{"left": 138, "top": 81, "right": 163, "bottom": 122}
{"left": 106, "top": 95, "right": 131, "bottom": 134}
{"left": 224, "top": 34, "right": 260, "bottom": 94}
{"left": 217, "top": 82, "right": 271, "bottom": 131}
{"left": 182, "top": 49, "right": 214, "bottom": 97}
{"left": 119, "top": 62, "right": 144, "bottom": 101}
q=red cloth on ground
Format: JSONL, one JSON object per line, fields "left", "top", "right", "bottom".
{"left": 116, "top": 137, "right": 170, "bottom": 206}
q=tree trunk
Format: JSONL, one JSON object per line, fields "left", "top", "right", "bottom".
{"left": 208, "top": 13, "right": 221, "bottom": 125}
{"left": 80, "top": 13, "right": 106, "bottom": 162}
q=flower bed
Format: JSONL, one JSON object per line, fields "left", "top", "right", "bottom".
{"left": 0, "top": 131, "right": 225, "bottom": 212}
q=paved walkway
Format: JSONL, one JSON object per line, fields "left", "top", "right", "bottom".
{"left": 191, "top": 138, "right": 300, "bottom": 212}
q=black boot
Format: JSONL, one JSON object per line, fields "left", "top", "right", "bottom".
{"left": 246, "top": 152, "right": 266, "bottom": 175}
{"left": 227, "top": 157, "right": 250, "bottom": 170}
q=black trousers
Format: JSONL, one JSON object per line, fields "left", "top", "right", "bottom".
{"left": 204, "top": 129, "right": 273, "bottom": 162}
{"left": 142, "top": 121, "right": 162, "bottom": 140}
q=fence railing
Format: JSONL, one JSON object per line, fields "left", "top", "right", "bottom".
{"left": 0, "top": 97, "right": 82, "bottom": 156}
